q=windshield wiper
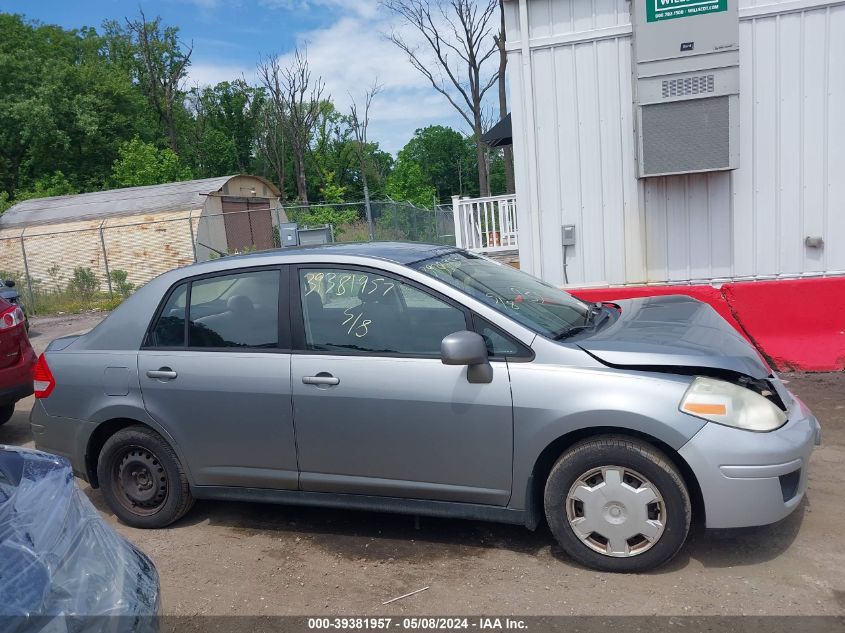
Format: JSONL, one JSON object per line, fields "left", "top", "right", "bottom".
{"left": 553, "top": 303, "right": 612, "bottom": 340}
{"left": 551, "top": 324, "right": 593, "bottom": 340}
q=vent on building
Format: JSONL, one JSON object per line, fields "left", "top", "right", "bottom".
{"left": 641, "top": 96, "right": 730, "bottom": 175}
{"left": 661, "top": 74, "right": 715, "bottom": 98}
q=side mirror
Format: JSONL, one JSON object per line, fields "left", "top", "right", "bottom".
{"left": 3, "top": 280, "right": 14, "bottom": 288}
{"left": 441, "top": 330, "right": 493, "bottom": 384}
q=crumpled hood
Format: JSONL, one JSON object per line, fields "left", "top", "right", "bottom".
{"left": 578, "top": 295, "right": 771, "bottom": 379}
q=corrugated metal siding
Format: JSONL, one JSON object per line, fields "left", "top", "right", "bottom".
{"left": 508, "top": 0, "right": 845, "bottom": 286}
{"left": 0, "top": 210, "right": 199, "bottom": 290}
{"left": 731, "top": 3, "right": 845, "bottom": 279}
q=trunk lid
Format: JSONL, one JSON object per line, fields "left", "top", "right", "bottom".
{"left": 578, "top": 295, "right": 771, "bottom": 379}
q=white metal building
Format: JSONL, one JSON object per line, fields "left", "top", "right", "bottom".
{"left": 503, "top": 0, "right": 845, "bottom": 287}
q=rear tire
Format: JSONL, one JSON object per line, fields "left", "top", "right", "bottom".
{"left": 0, "top": 404, "right": 13, "bottom": 426}
{"left": 544, "top": 435, "right": 691, "bottom": 573}
{"left": 97, "top": 425, "right": 194, "bottom": 528}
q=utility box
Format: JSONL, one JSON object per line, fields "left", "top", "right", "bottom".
{"left": 279, "top": 222, "right": 299, "bottom": 247}
{"left": 297, "top": 225, "right": 333, "bottom": 246}
{"left": 631, "top": 0, "right": 740, "bottom": 177}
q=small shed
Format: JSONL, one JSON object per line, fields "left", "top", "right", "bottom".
{"left": 0, "top": 175, "right": 284, "bottom": 293}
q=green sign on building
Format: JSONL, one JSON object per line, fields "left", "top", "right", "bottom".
{"left": 647, "top": 0, "right": 727, "bottom": 22}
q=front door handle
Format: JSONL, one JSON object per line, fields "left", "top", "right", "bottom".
{"left": 302, "top": 373, "right": 340, "bottom": 386}
{"left": 146, "top": 368, "right": 177, "bottom": 380}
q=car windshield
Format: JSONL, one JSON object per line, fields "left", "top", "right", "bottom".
{"left": 412, "top": 251, "right": 590, "bottom": 338}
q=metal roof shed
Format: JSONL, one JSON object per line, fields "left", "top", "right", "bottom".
{"left": 0, "top": 175, "right": 284, "bottom": 293}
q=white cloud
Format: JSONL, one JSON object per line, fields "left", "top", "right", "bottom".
{"left": 258, "top": 0, "right": 380, "bottom": 19}
{"left": 188, "top": 1, "right": 475, "bottom": 154}
{"left": 279, "top": 10, "right": 467, "bottom": 153}
{"left": 186, "top": 62, "right": 256, "bottom": 88}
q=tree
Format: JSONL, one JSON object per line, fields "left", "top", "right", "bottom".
{"left": 349, "top": 82, "right": 382, "bottom": 240}
{"left": 15, "top": 172, "right": 78, "bottom": 201}
{"left": 398, "top": 125, "right": 477, "bottom": 200}
{"left": 187, "top": 80, "right": 263, "bottom": 177}
{"left": 123, "top": 10, "right": 193, "bottom": 153}
{"left": 385, "top": 0, "right": 499, "bottom": 196}
{"left": 386, "top": 158, "right": 437, "bottom": 207}
{"left": 258, "top": 48, "right": 326, "bottom": 204}
{"left": 0, "top": 15, "right": 148, "bottom": 199}
{"left": 111, "top": 138, "right": 193, "bottom": 187}
{"left": 310, "top": 101, "right": 354, "bottom": 200}
{"left": 493, "top": 0, "right": 514, "bottom": 194}
{"left": 255, "top": 101, "right": 289, "bottom": 199}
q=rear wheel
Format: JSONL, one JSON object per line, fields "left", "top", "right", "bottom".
{"left": 0, "top": 404, "right": 13, "bottom": 426}
{"left": 97, "top": 425, "right": 194, "bottom": 528}
{"left": 544, "top": 435, "right": 691, "bottom": 572}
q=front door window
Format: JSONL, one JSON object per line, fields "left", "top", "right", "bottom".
{"left": 299, "top": 268, "right": 467, "bottom": 355}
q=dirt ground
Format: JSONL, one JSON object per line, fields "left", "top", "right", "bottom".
{"left": 4, "top": 313, "right": 844, "bottom": 616}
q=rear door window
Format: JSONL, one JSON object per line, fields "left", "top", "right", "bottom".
{"left": 149, "top": 283, "right": 187, "bottom": 347}
{"left": 188, "top": 270, "right": 280, "bottom": 348}
{"left": 147, "top": 270, "right": 281, "bottom": 349}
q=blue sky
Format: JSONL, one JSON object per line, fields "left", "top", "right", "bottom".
{"left": 0, "top": 0, "right": 466, "bottom": 154}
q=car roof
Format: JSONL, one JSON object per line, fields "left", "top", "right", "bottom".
{"left": 219, "top": 241, "right": 459, "bottom": 266}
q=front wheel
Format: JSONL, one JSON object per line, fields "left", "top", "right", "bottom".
{"left": 97, "top": 425, "right": 194, "bottom": 528}
{"left": 544, "top": 435, "right": 691, "bottom": 572}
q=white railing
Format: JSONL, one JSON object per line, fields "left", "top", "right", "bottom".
{"left": 452, "top": 194, "right": 518, "bottom": 253}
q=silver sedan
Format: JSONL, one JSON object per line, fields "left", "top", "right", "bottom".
{"left": 29, "top": 243, "right": 820, "bottom": 572}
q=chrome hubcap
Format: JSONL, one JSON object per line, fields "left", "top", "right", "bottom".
{"left": 565, "top": 466, "right": 666, "bottom": 557}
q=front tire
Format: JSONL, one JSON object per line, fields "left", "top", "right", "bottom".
{"left": 97, "top": 425, "right": 194, "bottom": 528}
{"left": 544, "top": 435, "right": 691, "bottom": 572}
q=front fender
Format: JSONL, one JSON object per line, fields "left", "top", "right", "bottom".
{"left": 508, "top": 364, "right": 706, "bottom": 509}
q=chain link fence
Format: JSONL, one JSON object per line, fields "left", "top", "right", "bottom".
{"left": 0, "top": 201, "right": 456, "bottom": 316}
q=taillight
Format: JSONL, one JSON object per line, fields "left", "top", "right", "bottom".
{"left": 33, "top": 354, "right": 56, "bottom": 399}
{"left": 0, "top": 305, "right": 24, "bottom": 329}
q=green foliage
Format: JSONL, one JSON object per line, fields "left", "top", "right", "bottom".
{"left": 109, "top": 269, "right": 135, "bottom": 298}
{"left": 306, "top": 101, "right": 393, "bottom": 204}
{"left": 487, "top": 149, "right": 507, "bottom": 197}
{"left": 31, "top": 291, "right": 122, "bottom": 315}
{"left": 319, "top": 171, "right": 347, "bottom": 203}
{"left": 187, "top": 80, "right": 264, "bottom": 177}
{"left": 0, "top": 270, "right": 24, "bottom": 288}
{"left": 67, "top": 266, "right": 100, "bottom": 300}
{"left": 0, "top": 13, "right": 483, "bottom": 215}
{"left": 287, "top": 205, "right": 359, "bottom": 237}
{"left": 111, "top": 138, "right": 193, "bottom": 187}
{"left": 15, "top": 172, "right": 78, "bottom": 201}
{"left": 46, "top": 265, "right": 62, "bottom": 292}
{"left": 0, "top": 14, "right": 150, "bottom": 198}
{"left": 398, "top": 126, "right": 478, "bottom": 201}
{"left": 103, "top": 14, "right": 192, "bottom": 152}
{"left": 386, "top": 160, "right": 437, "bottom": 208}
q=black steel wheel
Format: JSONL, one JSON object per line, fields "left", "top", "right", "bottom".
{"left": 97, "top": 425, "right": 194, "bottom": 528}
{"left": 114, "top": 445, "right": 169, "bottom": 516}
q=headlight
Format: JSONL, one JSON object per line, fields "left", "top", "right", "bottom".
{"left": 679, "top": 376, "right": 787, "bottom": 432}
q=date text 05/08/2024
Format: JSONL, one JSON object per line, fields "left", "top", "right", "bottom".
{"left": 307, "top": 617, "right": 529, "bottom": 631}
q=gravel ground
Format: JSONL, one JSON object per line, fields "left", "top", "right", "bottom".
{"left": 3, "top": 313, "right": 843, "bottom": 616}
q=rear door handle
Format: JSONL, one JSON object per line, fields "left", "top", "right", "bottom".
{"left": 146, "top": 368, "right": 177, "bottom": 380}
{"left": 302, "top": 374, "right": 340, "bottom": 386}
